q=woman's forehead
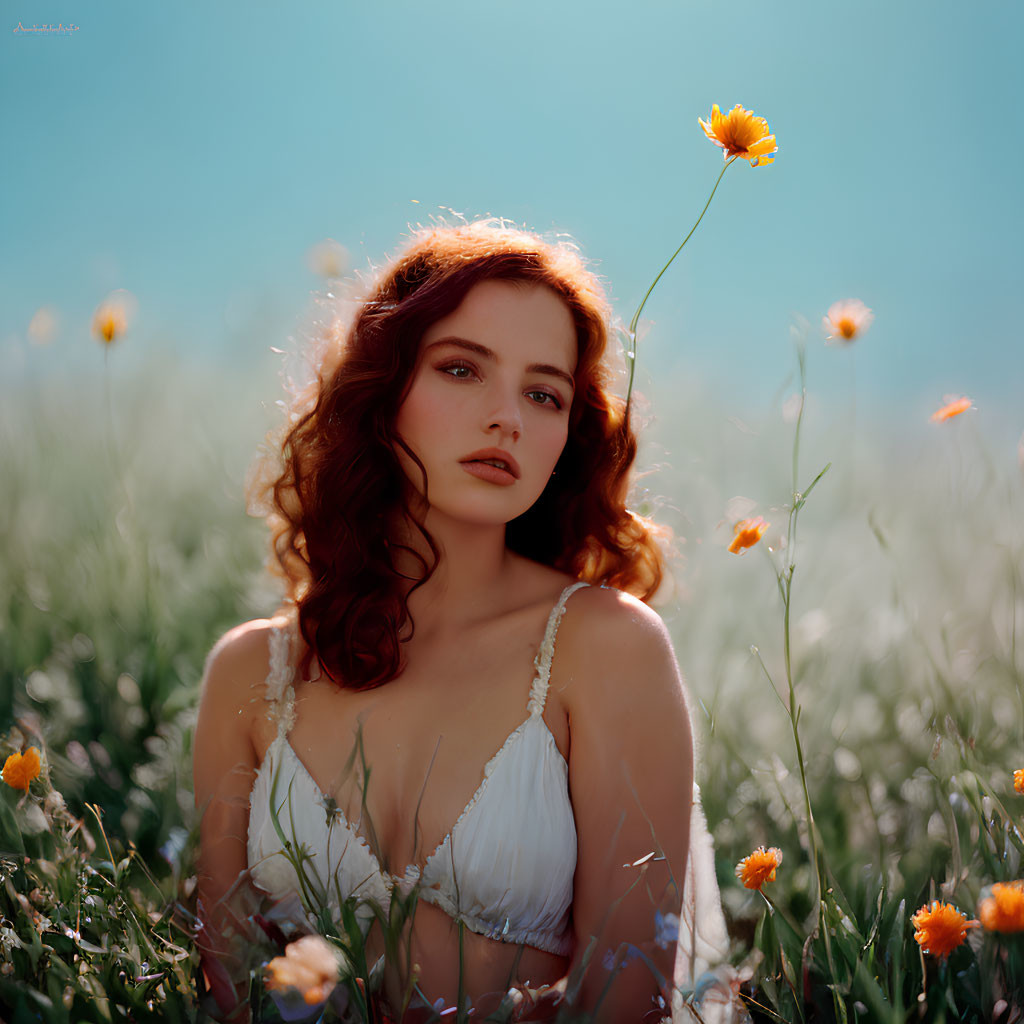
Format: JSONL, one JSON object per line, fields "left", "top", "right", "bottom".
{"left": 421, "top": 279, "right": 577, "bottom": 368}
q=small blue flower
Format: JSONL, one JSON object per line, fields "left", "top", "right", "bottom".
{"left": 602, "top": 944, "right": 642, "bottom": 971}
{"left": 654, "top": 909, "right": 680, "bottom": 950}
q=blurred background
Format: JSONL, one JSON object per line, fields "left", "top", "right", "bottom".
{"left": 4, "top": 0, "right": 1023, "bottom": 414}
{"left": 2, "top": 2, "right": 1023, "bottom": 1008}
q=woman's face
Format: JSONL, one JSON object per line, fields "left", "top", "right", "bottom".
{"left": 394, "top": 278, "right": 577, "bottom": 528}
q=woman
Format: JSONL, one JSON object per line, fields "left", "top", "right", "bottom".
{"left": 193, "top": 221, "right": 734, "bottom": 1022}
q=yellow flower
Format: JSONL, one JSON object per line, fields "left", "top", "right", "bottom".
{"left": 735, "top": 846, "right": 782, "bottom": 890}
{"left": 823, "top": 299, "right": 873, "bottom": 343}
{"left": 911, "top": 901, "right": 978, "bottom": 960}
{"left": 91, "top": 290, "right": 135, "bottom": 347}
{"left": 2, "top": 747, "right": 41, "bottom": 792}
{"left": 728, "top": 516, "right": 769, "bottom": 555}
{"left": 1015, "top": 769, "right": 1024, "bottom": 795}
{"left": 699, "top": 104, "right": 777, "bottom": 166}
{"left": 978, "top": 881, "right": 1024, "bottom": 933}
{"left": 930, "top": 396, "right": 972, "bottom": 423}
{"left": 265, "top": 934, "right": 339, "bottom": 1006}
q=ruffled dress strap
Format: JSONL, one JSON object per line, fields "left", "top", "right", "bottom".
{"left": 264, "top": 617, "right": 297, "bottom": 740}
{"left": 526, "top": 581, "right": 590, "bottom": 716}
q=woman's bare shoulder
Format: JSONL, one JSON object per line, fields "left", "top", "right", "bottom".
{"left": 199, "top": 617, "right": 287, "bottom": 713}
{"left": 558, "top": 586, "right": 681, "bottom": 699}
{"left": 568, "top": 584, "right": 672, "bottom": 644}
{"left": 194, "top": 618, "right": 287, "bottom": 803}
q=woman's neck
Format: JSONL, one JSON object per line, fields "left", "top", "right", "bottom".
{"left": 390, "top": 506, "right": 515, "bottom": 636}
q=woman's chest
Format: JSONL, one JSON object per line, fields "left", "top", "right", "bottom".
{"left": 250, "top": 619, "right": 573, "bottom": 874}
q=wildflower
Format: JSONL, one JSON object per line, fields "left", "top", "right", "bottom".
{"left": 91, "top": 290, "right": 135, "bottom": 346}
{"left": 823, "top": 299, "right": 873, "bottom": 343}
{"left": 978, "top": 881, "right": 1024, "bottom": 933}
{"left": 911, "top": 901, "right": 978, "bottom": 959}
{"left": 699, "top": 104, "right": 777, "bottom": 166}
{"left": 735, "top": 846, "right": 782, "bottom": 890}
{"left": 264, "top": 934, "right": 339, "bottom": 1006}
{"left": 930, "top": 396, "right": 973, "bottom": 422}
{"left": 654, "top": 909, "right": 680, "bottom": 949}
{"left": 2, "top": 747, "right": 41, "bottom": 792}
{"left": 306, "top": 238, "right": 349, "bottom": 279}
{"left": 28, "top": 306, "right": 59, "bottom": 346}
{"left": 43, "top": 789, "right": 65, "bottom": 816}
{"left": 728, "top": 517, "right": 769, "bottom": 555}
{"left": 1015, "top": 770, "right": 1024, "bottom": 795}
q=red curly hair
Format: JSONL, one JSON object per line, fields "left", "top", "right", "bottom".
{"left": 250, "top": 220, "right": 667, "bottom": 690}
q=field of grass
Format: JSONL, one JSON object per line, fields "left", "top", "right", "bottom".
{"left": 1, "top": 339, "right": 1022, "bottom": 1022}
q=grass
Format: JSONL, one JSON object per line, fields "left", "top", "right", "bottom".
{"left": 1, "top": 337, "right": 1022, "bottom": 1021}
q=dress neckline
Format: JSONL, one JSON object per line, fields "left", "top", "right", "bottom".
{"left": 256, "top": 580, "right": 588, "bottom": 884}
{"left": 265, "top": 709, "right": 564, "bottom": 885}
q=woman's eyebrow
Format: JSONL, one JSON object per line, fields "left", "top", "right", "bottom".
{"left": 424, "top": 336, "right": 575, "bottom": 393}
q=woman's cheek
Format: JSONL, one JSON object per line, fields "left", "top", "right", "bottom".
{"left": 396, "top": 383, "right": 445, "bottom": 451}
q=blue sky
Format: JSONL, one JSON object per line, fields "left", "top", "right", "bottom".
{"left": 3, "top": 0, "right": 1022, "bottom": 442}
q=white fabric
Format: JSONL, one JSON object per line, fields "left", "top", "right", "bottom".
{"left": 246, "top": 581, "right": 746, "bottom": 1021}
{"left": 247, "top": 582, "right": 584, "bottom": 955}
{"left": 672, "top": 791, "right": 749, "bottom": 1023}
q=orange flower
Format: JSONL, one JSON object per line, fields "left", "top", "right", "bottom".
{"left": 265, "top": 934, "right": 339, "bottom": 1006}
{"left": 823, "top": 299, "right": 873, "bottom": 343}
{"left": 978, "top": 881, "right": 1024, "bottom": 933}
{"left": 91, "top": 290, "right": 135, "bottom": 347}
{"left": 699, "top": 104, "right": 777, "bottom": 166}
{"left": 911, "top": 901, "right": 978, "bottom": 960}
{"left": 2, "top": 747, "right": 41, "bottom": 792}
{"left": 735, "top": 846, "right": 782, "bottom": 890}
{"left": 930, "top": 396, "right": 972, "bottom": 422}
{"left": 728, "top": 516, "right": 769, "bottom": 554}
{"left": 1015, "top": 770, "right": 1024, "bottom": 795}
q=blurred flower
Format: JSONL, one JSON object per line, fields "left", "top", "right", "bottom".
{"left": 265, "top": 934, "right": 339, "bottom": 1007}
{"left": 728, "top": 517, "right": 769, "bottom": 555}
{"left": 930, "top": 396, "right": 973, "bottom": 422}
{"left": 823, "top": 299, "right": 873, "bottom": 343}
{"left": 2, "top": 747, "right": 41, "bottom": 792}
{"left": 28, "top": 306, "right": 59, "bottom": 346}
{"left": 91, "top": 290, "right": 136, "bottom": 346}
{"left": 735, "top": 846, "right": 782, "bottom": 889}
{"left": 159, "top": 826, "right": 189, "bottom": 868}
{"left": 911, "top": 901, "right": 978, "bottom": 959}
{"left": 978, "top": 881, "right": 1024, "bottom": 933}
{"left": 699, "top": 104, "right": 777, "bottom": 166}
{"left": 654, "top": 909, "right": 680, "bottom": 949}
{"left": 43, "top": 789, "right": 65, "bottom": 816}
{"left": 306, "top": 238, "right": 349, "bottom": 279}
{"left": 602, "top": 944, "right": 643, "bottom": 970}
{"left": 1015, "top": 770, "right": 1024, "bottom": 795}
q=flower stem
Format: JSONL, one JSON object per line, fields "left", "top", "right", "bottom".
{"left": 624, "top": 156, "right": 738, "bottom": 408}
{"left": 791, "top": 343, "right": 806, "bottom": 499}
{"left": 780, "top": 342, "right": 826, "bottom": 930}
{"left": 456, "top": 918, "right": 467, "bottom": 1024}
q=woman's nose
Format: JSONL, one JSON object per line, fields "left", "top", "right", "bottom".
{"left": 486, "top": 387, "right": 523, "bottom": 440}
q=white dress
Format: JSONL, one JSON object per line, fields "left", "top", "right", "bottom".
{"left": 246, "top": 582, "right": 748, "bottom": 1022}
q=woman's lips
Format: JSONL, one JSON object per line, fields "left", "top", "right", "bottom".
{"left": 460, "top": 460, "right": 517, "bottom": 486}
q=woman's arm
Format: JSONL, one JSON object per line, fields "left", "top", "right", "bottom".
{"left": 193, "top": 622, "right": 270, "bottom": 1022}
{"left": 562, "top": 590, "right": 695, "bottom": 1023}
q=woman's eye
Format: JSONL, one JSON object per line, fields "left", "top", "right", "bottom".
{"left": 528, "top": 390, "right": 562, "bottom": 410}
{"left": 439, "top": 362, "right": 476, "bottom": 380}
